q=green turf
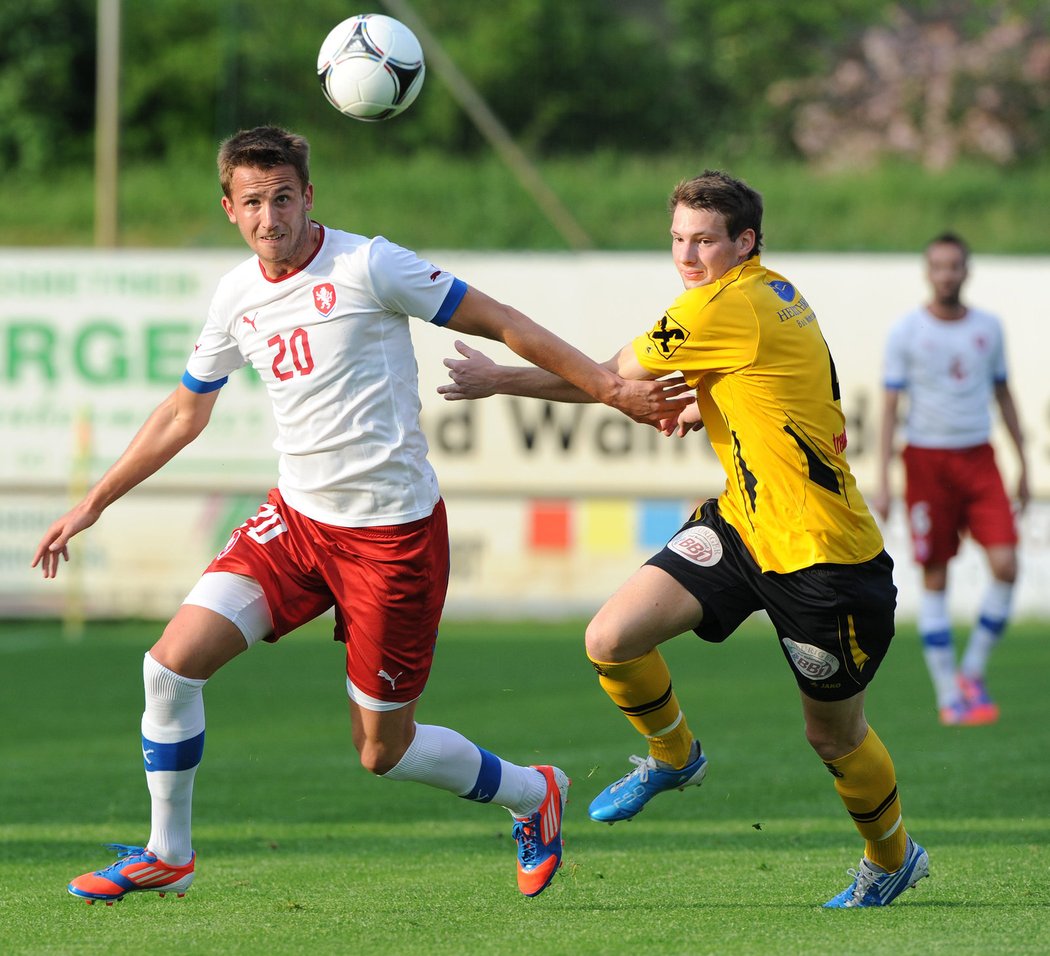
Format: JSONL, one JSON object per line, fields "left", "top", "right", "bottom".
{"left": 1, "top": 617, "right": 1047, "bottom": 954}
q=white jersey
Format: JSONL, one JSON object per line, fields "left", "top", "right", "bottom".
{"left": 183, "top": 224, "right": 467, "bottom": 527}
{"left": 882, "top": 305, "right": 1008, "bottom": 449}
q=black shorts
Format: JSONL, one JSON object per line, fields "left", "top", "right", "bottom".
{"left": 645, "top": 500, "right": 897, "bottom": 702}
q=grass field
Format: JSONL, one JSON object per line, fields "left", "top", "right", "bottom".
{"left": 1, "top": 616, "right": 1048, "bottom": 955}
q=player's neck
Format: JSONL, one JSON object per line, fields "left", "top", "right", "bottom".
{"left": 926, "top": 300, "right": 967, "bottom": 322}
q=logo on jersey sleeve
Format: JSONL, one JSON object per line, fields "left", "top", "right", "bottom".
{"left": 647, "top": 314, "right": 689, "bottom": 358}
{"left": 313, "top": 282, "right": 337, "bottom": 316}
{"left": 768, "top": 280, "right": 796, "bottom": 302}
{"left": 668, "top": 526, "right": 723, "bottom": 566}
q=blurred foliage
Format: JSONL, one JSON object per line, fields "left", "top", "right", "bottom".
{"left": 4, "top": 0, "right": 1050, "bottom": 177}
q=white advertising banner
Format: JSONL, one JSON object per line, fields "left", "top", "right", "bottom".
{"left": 3, "top": 249, "right": 1048, "bottom": 620}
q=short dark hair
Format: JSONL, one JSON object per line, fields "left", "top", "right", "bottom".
{"left": 217, "top": 126, "right": 311, "bottom": 198}
{"left": 925, "top": 231, "right": 970, "bottom": 261}
{"left": 669, "top": 170, "right": 764, "bottom": 257}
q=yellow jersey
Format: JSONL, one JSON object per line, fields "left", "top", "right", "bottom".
{"left": 632, "top": 256, "right": 883, "bottom": 573}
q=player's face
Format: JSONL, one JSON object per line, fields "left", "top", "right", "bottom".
{"left": 925, "top": 242, "right": 968, "bottom": 306}
{"left": 221, "top": 164, "right": 316, "bottom": 279}
{"left": 670, "top": 204, "right": 756, "bottom": 289}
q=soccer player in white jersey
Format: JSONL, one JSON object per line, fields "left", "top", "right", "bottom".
{"left": 31, "top": 126, "right": 691, "bottom": 904}
{"left": 874, "top": 232, "right": 1029, "bottom": 726}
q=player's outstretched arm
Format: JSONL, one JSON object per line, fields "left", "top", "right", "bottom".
{"left": 440, "top": 339, "right": 598, "bottom": 403}
{"left": 443, "top": 287, "right": 693, "bottom": 427}
{"left": 31, "top": 385, "right": 220, "bottom": 579}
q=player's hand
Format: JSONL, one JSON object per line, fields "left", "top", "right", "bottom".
{"left": 439, "top": 340, "right": 500, "bottom": 400}
{"left": 660, "top": 400, "right": 704, "bottom": 437}
{"left": 1016, "top": 468, "right": 1031, "bottom": 515}
{"left": 30, "top": 504, "right": 101, "bottom": 579}
{"left": 609, "top": 375, "right": 695, "bottom": 430}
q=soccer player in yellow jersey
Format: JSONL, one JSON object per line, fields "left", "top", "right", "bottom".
{"left": 439, "top": 170, "right": 929, "bottom": 908}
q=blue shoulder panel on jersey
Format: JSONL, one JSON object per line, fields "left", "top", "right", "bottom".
{"left": 884, "top": 379, "right": 907, "bottom": 390}
{"left": 432, "top": 278, "right": 469, "bottom": 326}
{"left": 181, "top": 370, "right": 228, "bottom": 393}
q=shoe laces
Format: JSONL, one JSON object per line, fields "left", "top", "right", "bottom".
{"left": 512, "top": 819, "right": 539, "bottom": 864}
{"left": 843, "top": 859, "right": 883, "bottom": 903}
{"left": 102, "top": 843, "right": 149, "bottom": 862}
{"left": 610, "top": 754, "right": 656, "bottom": 792}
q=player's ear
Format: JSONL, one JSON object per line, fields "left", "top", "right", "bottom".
{"left": 737, "top": 228, "right": 756, "bottom": 258}
{"left": 304, "top": 183, "right": 314, "bottom": 212}
{"left": 221, "top": 195, "right": 237, "bottom": 223}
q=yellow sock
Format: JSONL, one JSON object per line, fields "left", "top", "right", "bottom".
{"left": 824, "top": 726, "right": 908, "bottom": 871}
{"left": 589, "top": 650, "right": 695, "bottom": 768}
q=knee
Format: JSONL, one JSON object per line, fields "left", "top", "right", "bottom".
{"left": 356, "top": 738, "right": 407, "bottom": 776}
{"left": 988, "top": 552, "right": 1018, "bottom": 584}
{"left": 585, "top": 614, "right": 629, "bottom": 663}
{"left": 804, "top": 718, "right": 867, "bottom": 762}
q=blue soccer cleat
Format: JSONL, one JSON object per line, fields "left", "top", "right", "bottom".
{"left": 824, "top": 836, "right": 929, "bottom": 908}
{"left": 588, "top": 747, "right": 708, "bottom": 824}
{"left": 513, "top": 765, "right": 570, "bottom": 897}
{"left": 67, "top": 843, "right": 195, "bottom": 905}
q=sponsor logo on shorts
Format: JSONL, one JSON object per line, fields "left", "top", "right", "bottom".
{"left": 781, "top": 638, "right": 840, "bottom": 680}
{"left": 669, "top": 526, "right": 723, "bottom": 567}
{"left": 378, "top": 669, "right": 404, "bottom": 690}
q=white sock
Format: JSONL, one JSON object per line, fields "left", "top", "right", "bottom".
{"left": 380, "top": 723, "right": 546, "bottom": 816}
{"left": 961, "top": 580, "right": 1014, "bottom": 679}
{"left": 919, "top": 589, "right": 959, "bottom": 708}
{"left": 141, "top": 653, "right": 206, "bottom": 866}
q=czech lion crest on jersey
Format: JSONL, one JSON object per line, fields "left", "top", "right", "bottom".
{"left": 313, "top": 282, "right": 337, "bottom": 316}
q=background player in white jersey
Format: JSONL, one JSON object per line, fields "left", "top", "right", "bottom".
{"left": 30, "top": 126, "right": 691, "bottom": 904}
{"left": 874, "top": 231, "right": 1029, "bottom": 726}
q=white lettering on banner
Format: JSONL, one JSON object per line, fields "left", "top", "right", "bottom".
{"left": 0, "top": 250, "right": 1047, "bottom": 498}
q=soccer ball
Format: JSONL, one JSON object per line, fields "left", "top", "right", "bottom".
{"left": 317, "top": 14, "right": 425, "bottom": 122}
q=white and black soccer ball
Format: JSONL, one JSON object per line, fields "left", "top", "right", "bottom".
{"left": 317, "top": 14, "right": 425, "bottom": 122}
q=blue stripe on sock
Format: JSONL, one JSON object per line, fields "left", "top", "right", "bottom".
{"left": 978, "top": 615, "right": 1007, "bottom": 637}
{"left": 460, "top": 747, "right": 501, "bottom": 803}
{"left": 921, "top": 628, "right": 953, "bottom": 648}
{"left": 142, "top": 731, "right": 205, "bottom": 772}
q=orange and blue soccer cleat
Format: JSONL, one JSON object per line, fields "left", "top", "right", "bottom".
{"left": 67, "top": 843, "right": 195, "bottom": 905}
{"left": 957, "top": 674, "right": 1000, "bottom": 724}
{"left": 939, "top": 698, "right": 997, "bottom": 727}
{"left": 512, "top": 765, "right": 569, "bottom": 897}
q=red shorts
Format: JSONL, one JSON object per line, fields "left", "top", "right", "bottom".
{"left": 206, "top": 489, "right": 449, "bottom": 705}
{"left": 902, "top": 444, "right": 1017, "bottom": 565}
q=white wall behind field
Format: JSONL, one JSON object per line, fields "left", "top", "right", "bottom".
{"left": 2, "top": 249, "right": 1048, "bottom": 622}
